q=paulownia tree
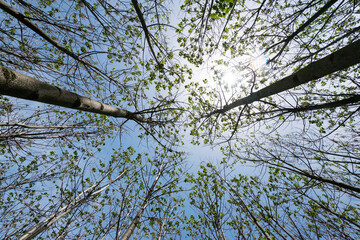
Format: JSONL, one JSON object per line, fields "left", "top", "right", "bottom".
{"left": 1, "top": 145, "right": 184, "bottom": 239}
{"left": 0, "top": 0, "right": 187, "bottom": 239}
{"left": 179, "top": 0, "right": 360, "bottom": 239}
{"left": 1, "top": 0, "right": 360, "bottom": 239}
{"left": 180, "top": 0, "right": 360, "bottom": 138}
{"left": 0, "top": 0, "right": 190, "bottom": 142}
{"left": 184, "top": 161, "right": 360, "bottom": 239}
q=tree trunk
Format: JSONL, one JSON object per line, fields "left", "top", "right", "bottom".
{"left": 119, "top": 162, "right": 164, "bottom": 240}
{"left": 0, "top": 66, "right": 151, "bottom": 122}
{"left": 210, "top": 39, "right": 360, "bottom": 115}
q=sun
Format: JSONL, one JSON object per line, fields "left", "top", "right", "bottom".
{"left": 206, "top": 49, "right": 269, "bottom": 94}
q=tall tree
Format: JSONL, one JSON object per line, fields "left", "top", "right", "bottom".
{"left": 180, "top": 0, "right": 360, "bottom": 139}
{"left": 0, "top": 0, "right": 186, "bottom": 239}
{"left": 208, "top": 39, "right": 360, "bottom": 115}
{"left": 184, "top": 161, "right": 360, "bottom": 239}
{"left": 1, "top": 0, "right": 360, "bottom": 239}
{"left": 180, "top": 0, "right": 360, "bottom": 239}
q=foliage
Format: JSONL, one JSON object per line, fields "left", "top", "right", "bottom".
{"left": 0, "top": 0, "right": 359, "bottom": 239}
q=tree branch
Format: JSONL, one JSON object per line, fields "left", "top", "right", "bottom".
{"left": 267, "top": 0, "right": 338, "bottom": 62}
{"left": 0, "top": 0, "right": 122, "bottom": 87}
{"left": 208, "top": 39, "right": 360, "bottom": 116}
{"left": 131, "top": 0, "right": 162, "bottom": 68}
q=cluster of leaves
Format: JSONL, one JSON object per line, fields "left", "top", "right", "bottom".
{"left": 179, "top": 0, "right": 360, "bottom": 137}
{"left": 0, "top": 0, "right": 360, "bottom": 238}
{"left": 0, "top": 0, "right": 188, "bottom": 238}
{"left": 176, "top": 0, "right": 360, "bottom": 238}
{"left": 183, "top": 160, "right": 360, "bottom": 239}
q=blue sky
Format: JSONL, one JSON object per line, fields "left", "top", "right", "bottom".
{"left": 1, "top": 0, "right": 360, "bottom": 238}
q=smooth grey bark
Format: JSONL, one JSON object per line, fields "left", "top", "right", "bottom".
{"left": 119, "top": 200, "right": 148, "bottom": 240}
{"left": 263, "top": 94, "right": 360, "bottom": 116}
{"left": 282, "top": 162, "right": 360, "bottom": 194}
{"left": 284, "top": 95, "right": 360, "bottom": 113}
{"left": 0, "top": 66, "right": 151, "bottom": 122}
{"left": 209, "top": 39, "right": 360, "bottom": 116}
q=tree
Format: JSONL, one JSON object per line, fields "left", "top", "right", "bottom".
{"left": 180, "top": 0, "right": 359, "bottom": 136}
{"left": 179, "top": 0, "right": 360, "bottom": 239}
{"left": 183, "top": 160, "right": 360, "bottom": 239}
{"left": 12, "top": 148, "right": 184, "bottom": 240}
{"left": 1, "top": 0, "right": 360, "bottom": 239}
{"left": 208, "top": 39, "right": 360, "bottom": 115}
{"left": 0, "top": 0, "right": 185, "bottom": 239}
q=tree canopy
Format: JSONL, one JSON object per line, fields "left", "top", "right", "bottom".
{"left": 0, "top": 0, "right": 359, "bottom": 239}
